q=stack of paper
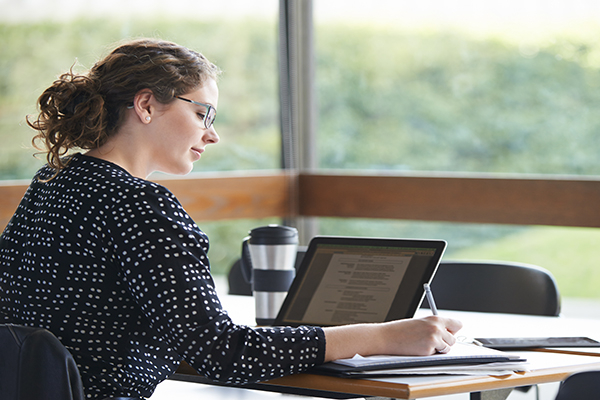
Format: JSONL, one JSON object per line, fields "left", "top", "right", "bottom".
{"left": 314, "top": 342, "right": 529, "bottom": 377}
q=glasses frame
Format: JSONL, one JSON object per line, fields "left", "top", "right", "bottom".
{"left": 175, "top": 96, "right": 217, "bottom": 129}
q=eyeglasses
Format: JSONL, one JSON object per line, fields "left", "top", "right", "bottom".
{"left": 175, "top": 96, "right": 217, "bottom": 129}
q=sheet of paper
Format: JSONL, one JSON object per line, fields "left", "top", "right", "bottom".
{"left": 333, "top": 342, "right": 523, "bottom": 368}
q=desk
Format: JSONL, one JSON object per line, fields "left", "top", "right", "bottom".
{"left": 171, "top": 295, "right": 600, "bottom": 399}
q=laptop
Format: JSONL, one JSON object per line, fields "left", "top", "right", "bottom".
{"left": 273, "top": 236, "right": 447, "bottom": 327}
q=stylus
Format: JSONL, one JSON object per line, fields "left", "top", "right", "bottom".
{"left": 423, "top": 283, "right": 439, "bottom": 315}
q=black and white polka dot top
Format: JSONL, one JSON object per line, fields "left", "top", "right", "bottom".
{"left": 0, "top": 154, "right": 325, "bottom": 399}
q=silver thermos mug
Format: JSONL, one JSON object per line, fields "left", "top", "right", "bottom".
{"left": 241, "top": 225, "right": 298, "bottom": 326}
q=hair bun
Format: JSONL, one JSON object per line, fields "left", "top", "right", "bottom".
{"left": 60, "top": 91, "right": 90, "bottom": 116}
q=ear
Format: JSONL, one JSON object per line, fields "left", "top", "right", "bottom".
{"left": 131, "top": 89, "right": 154, "bottom": 124}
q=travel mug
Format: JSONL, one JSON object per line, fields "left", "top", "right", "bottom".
{"left": 240, "top": 225, "right": 298, "bottom": 325}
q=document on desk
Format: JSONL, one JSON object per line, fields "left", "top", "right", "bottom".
{"left": 314, "top": 342, "right": 528, "bottom": 377}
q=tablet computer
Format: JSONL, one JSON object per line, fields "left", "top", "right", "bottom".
{"left": 475, "top": 337, "right": 600, "bottom": 349}
{"left": 273, "top": 236, "right": 447, "bottom": 327}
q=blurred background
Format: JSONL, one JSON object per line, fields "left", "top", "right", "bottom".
{"left": 2, "top": 0, "right": 600, "bottom": 302}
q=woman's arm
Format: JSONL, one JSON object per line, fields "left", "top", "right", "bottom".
{"left": 322, "top": 316, "right": 463, "bottom": 362}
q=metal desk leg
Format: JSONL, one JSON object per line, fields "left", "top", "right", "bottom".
{"left": 470, "top": 388, "right": 513, "bottom": 400}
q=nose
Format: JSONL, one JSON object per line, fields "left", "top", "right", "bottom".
{"left": 204, "top": 126, "right": 220, "bottom": 144}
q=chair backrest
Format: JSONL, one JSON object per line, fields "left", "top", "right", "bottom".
{"left": 0, "top": 324, "right": 84, "bottom": 400}
{"left": 422, "top": 260, "right": 561, "bottom": 316}
{"left": 227, "top": 258, "right": 253, "bottom": 295}
{"left": 555, "top": 370, "right": 600, "bottom": 399}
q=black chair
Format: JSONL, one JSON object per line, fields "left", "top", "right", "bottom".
{"left": 0, "top": 324, "right": 84, "bottom": 400}
{"left": 227, "top": 257, "right": 254, "bottom": 296}
{"left": 422, "top": 260, "right": 561, "bottom": 316}
{"left": 554, "top": 370, "right": 600, "bottom": 399}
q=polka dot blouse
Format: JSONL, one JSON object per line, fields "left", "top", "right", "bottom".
{"left": 0, "top": 154, "right": 325, "bottom": 399}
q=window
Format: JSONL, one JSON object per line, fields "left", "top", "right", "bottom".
{"left": 2, "top": 1, "right": 600, "bottom": 303}
{"left": 314, "top": 0, "right": 600, "bottom": 175}
{"left": 313, "top": 0, "right": 600, "bottom": 301}
{"left": 0, "top": 0, "right": 280, "bottom": 180}
{"left": 0, "top": 0, "right": 280, "bottom": 274}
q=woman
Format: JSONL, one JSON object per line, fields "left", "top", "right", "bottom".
{"left": 0, "top": 38, "right": 461, "bottom": 399}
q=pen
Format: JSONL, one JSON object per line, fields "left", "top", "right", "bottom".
{"left": 423, "top": 283, "right": 439, "bottom": 316}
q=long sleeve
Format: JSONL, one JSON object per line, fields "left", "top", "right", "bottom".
{"left": 105, "top": 181, "right": 325, "bottom": 383}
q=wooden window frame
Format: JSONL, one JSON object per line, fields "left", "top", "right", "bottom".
{"left": 2, "top": 171, "right": 599, "bottom": 231}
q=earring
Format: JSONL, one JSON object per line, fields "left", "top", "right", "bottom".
{"left": 145, "top": 116, "right": 151, "bottom": 122}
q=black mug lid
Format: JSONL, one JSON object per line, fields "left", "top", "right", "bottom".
{"left": 248, "top": 225, "right": 298, "bottom": 245}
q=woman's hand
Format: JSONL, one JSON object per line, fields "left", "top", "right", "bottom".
{"left": 323, "top": 316, "right": 463, "bottom": 362}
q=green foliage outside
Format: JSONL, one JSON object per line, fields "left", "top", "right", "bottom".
{"left": 0, "top": 18, "right": 281, "bottom": 179}
{"left": 315, "top": 23, "right": 600, "bottom": 174}
{"left": 450, "top": 226, "right": 600, "bottom": 299}
{"left": 2, "top": 17, "right": 600, "bottom": 298}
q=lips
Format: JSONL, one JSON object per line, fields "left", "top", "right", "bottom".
{"left": 191, "top": 147, "right": 204, "bottom": 160}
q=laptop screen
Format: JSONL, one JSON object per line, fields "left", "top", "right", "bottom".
{"left": 274, "top": 236, "right": 447, "bottom": 327}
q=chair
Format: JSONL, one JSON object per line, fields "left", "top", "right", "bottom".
{"left": 554, "top": 370, "right": 600, "bottom": 399}
{"left": 0, "top": 324, "right": 84, "bottom": 400}
{"left": 422, "top": 260, "right": 561, "bottom": 316}
{"left": 227, "top": 257, "right": 253, "bottom": 296}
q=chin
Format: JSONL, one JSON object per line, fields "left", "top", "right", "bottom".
{"left": 163, "top": 163, "right": 194, "bottom": 176}
{"left": 176, "top": 166, "right": 194, "bottom": 176}
{"left": 182, "top": 163, "right": 195, "bottom": 175}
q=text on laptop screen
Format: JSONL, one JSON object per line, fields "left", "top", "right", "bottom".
{"left": 277, "top": 242, "right": 442, "bottom": 327}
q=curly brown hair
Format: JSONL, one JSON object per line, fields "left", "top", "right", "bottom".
{"left": 28, "top": 38, "right": 221, "bottom": 173}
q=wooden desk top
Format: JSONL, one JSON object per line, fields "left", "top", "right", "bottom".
{"left": 173, "top": 297, "right": 600, "bottom": 399}
{"left": 174, "top": 350, "right": 600, "bottom": 399}
{"left": 260, "top": 351, "right": 600, "bottom": 399}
